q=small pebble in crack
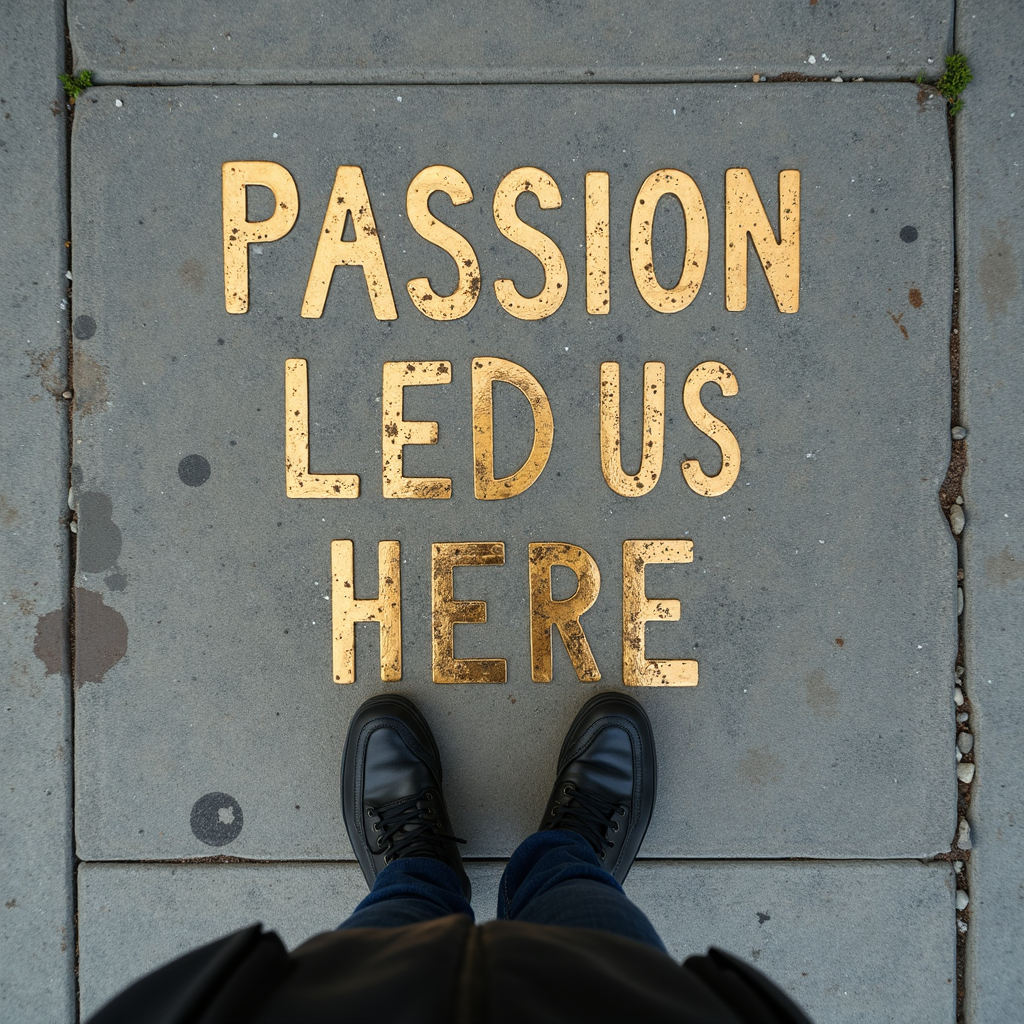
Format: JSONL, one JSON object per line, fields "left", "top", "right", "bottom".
{"left": 957, "top": 732, "right": 974, "bottom": 754}
{"left": 954, "top": 686, "right": 964, "bottom": 706}
{"left": 956, "top": 818, "right": 972, "bottom": 850}
{"left": 950, "top": 505, "right": 965, "bottom": 535}
{"left": 956, "top": 890, "right": 970, "bottom": 911}
{"left": 957, "top": 762, "right": 975, "bottom": 784}
{"left": 952, "top": 425, "right": 967, "bottom": 440}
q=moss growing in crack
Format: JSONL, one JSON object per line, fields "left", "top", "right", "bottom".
{"left": 59, "top": 69, "right": 93, "bottom": 103}
{"left": 936, "top": 54, "right": 973, "bottom": 116}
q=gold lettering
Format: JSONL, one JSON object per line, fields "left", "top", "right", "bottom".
{"left": 431, "top": 542, "right": 506, "bottom": 683}
{"left": 528, "top": 543, "right": 601, "bottom": 682}
{"left": 621, "top": 540, "right": 697, "bottom": 687}
{"left": 301, "top": 166, "right": 397, "bottom": 320}
{"left": 681, "top": 362, "right": 740, "bottom": 497}
{"left": 492, "top": 167, "right": 568, "bottom": 320}
{"left": 382, "top": 361, "right": 453, "bottom": 499}
{"left": 222, "top": 161, "right": 299, "bottom": 314}
{"left": 630, "top": 169, "right": 708, "bottom": 312}
{"left": 725, "top": 168, "right": 800, "bottom": 313}
{"left": 600, "top": 361, "right": 665, "bottom": 496}
{"left": 472, "top": 357, "right": 554, "bottom": 500}
{"left": 331, "top": 540, "right": 402, "bottom": 683}
{"left": 585, "top": 171, "right": 610, "bottom": 315}
{"left": 405, "top": 166, "right": 481, "bottom": 321}
{"left": 285, "top": 358, "right": 359, "bottom": 498}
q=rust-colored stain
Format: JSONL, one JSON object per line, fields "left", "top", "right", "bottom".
{"left": 28, "top": 348, "right": 64, "bottom": 397}
{"left": 74, "top": 588, "right": 128, "bottom": 686}
{"left": 888, "top": 310, "right": 909, "bottom": 340}
{"left": 834, "top": 637, "right": 844, "bottom": 647}
{"left": 0, "top": 495, "right": 18, "bottom": 526}
{"left": 73, "top": 349, "right": 110, "bottom": 415}
{"left": 34, "top": 605, "right": 67, "bottom": 676}
{"left": 908, "top": 288, "right": 923, "bottom": 308}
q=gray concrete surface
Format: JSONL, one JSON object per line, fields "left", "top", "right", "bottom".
{"left": 0, "top": 2, "right": 75, "bottom": 1021}
{"left": 78, "top": 859, "right": 954, "bottom": 1024}
{"left": 67, "top": 0, "right": 953, "bottom": 85}
{"left": 957, "top": 2, "right": 1024, "bottom": 1018}
{"left": 70, "top": 83, "right": 955, "bottom": 863}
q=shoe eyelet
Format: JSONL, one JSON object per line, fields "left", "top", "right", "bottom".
{"left": 612, "top": 822, "right": 619, "bottom": 833}
{"left": 366, "top": 808, "right": 374, "bottom": 817}
{"left": 372, "top": 823, "right": 381, "bottom": 832}
{"left": 599, "top": 851, "right": 606, "bottom": 861}
{"left": 552, "top": 802, "right": 560, "bottom": 812}
{"left": 426, "top": 791, "right": 435, "bottom": 801}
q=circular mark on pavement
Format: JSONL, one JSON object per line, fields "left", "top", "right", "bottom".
{"left": 178, "top": 454, "right": 211, "bottom": 487}
{"left": 74, "top": 315, "right": 97, "bottom": 339}
{"left": 190, "top": 792, "right": 243, "bottom": 846}
{"left": 899, "top": 225, "right": 919, "bottom": 243}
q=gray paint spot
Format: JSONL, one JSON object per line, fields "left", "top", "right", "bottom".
{"left": 984, "top": 546, "right": 1024, "bottom": 587}
{"left": 34, "top": 606, "right": 67, "bottom": 676}
{"left": 979, "top": 224, "right": 1020, "bottom": 321}
{"left": 191, "top": 793, "right": 243, "bottom": 846}
{"left": 738, "top": 746, "right": 784, "bottom": 787}
{"left": 178, "top": 454, "right": 211, "bottom": 487}
{"left": 74, "top": 589, "right": 128, "bottom": 686}
{"left": 805, "top": 669, "right": 840, "bottom": 719}
{"left": 179, "top": 258, "right": 207, "bottom": 291}
{"left": 105, "top": 570, "right": 128, "bottom": 592}
{"left": 899, "top": 225, "right": 918, "bottom": 243}
{"left": 73, "top": 349, "right": 110, "bottom": 415}
{"left": 77, "top": 492, "right": 122, "bottom": 573}
{"left": 74, "top": 315, "right": 97, "bottom": 339}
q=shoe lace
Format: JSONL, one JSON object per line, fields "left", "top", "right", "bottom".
{"left": 548, "top": 784, "right": 626, "bottom": 859}
{"left": 369, "top": 791, "right": 467, "bottom": 865}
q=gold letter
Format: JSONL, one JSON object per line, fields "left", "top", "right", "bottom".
{"left": 586, "top": 171, "right": 610, "bottom": 314}
{"left": 681, "top": 362, "right": 740, "bottom": 497}
{"left": 600, "top": 361, "right": 665, "bottom": 496}
{"left": 406, "top": 166, "right": 481, "bottom": 320}
{"left": 529, "top": 543, "right": 601, "bottom": 682}
{"left": 492, "top": 167, "right": 568, "bottom": 320}
{"left": 301, "top": 166, "right": 397, "bottom": 321}
{"left": 630, "top": 169, "right": 708, "bottom": 312}
{"left": 382, "top": 361, "right": 452, "bottom": 499}
{"left": 331, "top": 540, "right": 402, "bottom": 683}
{"left": 622, "top": 540, "right": 696, "bottom": 687}
{"left": 472, "top": 357, "right": 554, "bottom": 500}
{"left": 222, "top": 161, "right": 299, "bottom": 314}
{"left": 431, "top": 542, "right": 506, "bottom": 683}
{"left": 285, "top": 358, "right": 359, "bottom": 498}
{"left": 725, "top": 168, "right": 800, "bottom": 313}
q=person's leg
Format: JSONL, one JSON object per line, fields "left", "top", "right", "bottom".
{"left": 338, "top": 855, "right": 474, "bottom": 929}
{"left": 497, "top": 691, "right": 666, "bottom": 951}
{"left": 496, "top": 829, "right": 665, "bottom": 951}
{"left": 339, "top": 693, "right": 473, "bottom": 928}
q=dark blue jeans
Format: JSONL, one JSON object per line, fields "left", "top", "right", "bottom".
{"left": 338, "top": 829, "right": 667, "bottom": 953}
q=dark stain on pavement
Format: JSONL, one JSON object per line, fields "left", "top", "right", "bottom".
{"left": 979, "top": 224, "right": 1019, "bottom": 321}
{"left": 0, "top": 495, "right": 17, "bottom": 526}
{"left": 73, "top": 314, "right": 97, "bottom": 340}
{"left": 984, "top": 546, "right": 1024, "bottom": 586}
{"left": 805, "top": 669, "right": 840, "bottom": 719}
{"left": 73, "top": 349, "right": 110, "bottom": 415}
{"left": 191, "top": 792, "right": 243, "bottom": 846}
{"left": 34, "top": 605, "right": 67, "bottom": 676}
{"left": 899, "top": 225, "right": 918, "bottom": 243}
{"left": 75, "top": 589, "right": 128, "bottom": 686}
{"left": 178, "top": 454, "right": 211, "bottom": 487}
{"left": 28, "top": 348, "right": 65, "bottom": 397}
{"left": 77, "top": 492, "right": 122, "bottom": 573}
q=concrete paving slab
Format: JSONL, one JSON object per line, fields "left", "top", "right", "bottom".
{"left": 957, "top": 2, "right": 1024, "bottom": 1018}
{"left": 0, "top": 2, "right": 76, "bottom": 1021}
{"left": 71, "top": 83, "right": 956, "bottom": 862}
{"left": 68, "top": 0, "right": 953, "bottom": 85}
{"left": 78, "top": 859, "right": 954, "bottom": 1024}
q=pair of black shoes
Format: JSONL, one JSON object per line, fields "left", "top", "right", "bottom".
{"left": 341, "top": 692, "right": 657, "bottom": 901}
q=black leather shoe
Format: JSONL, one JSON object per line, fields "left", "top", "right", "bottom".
{"left": 539, "top": 691, "right": 657, "bottom": 883}
{"left": 342, "top": 694, "right": 470, "bottom": 900}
